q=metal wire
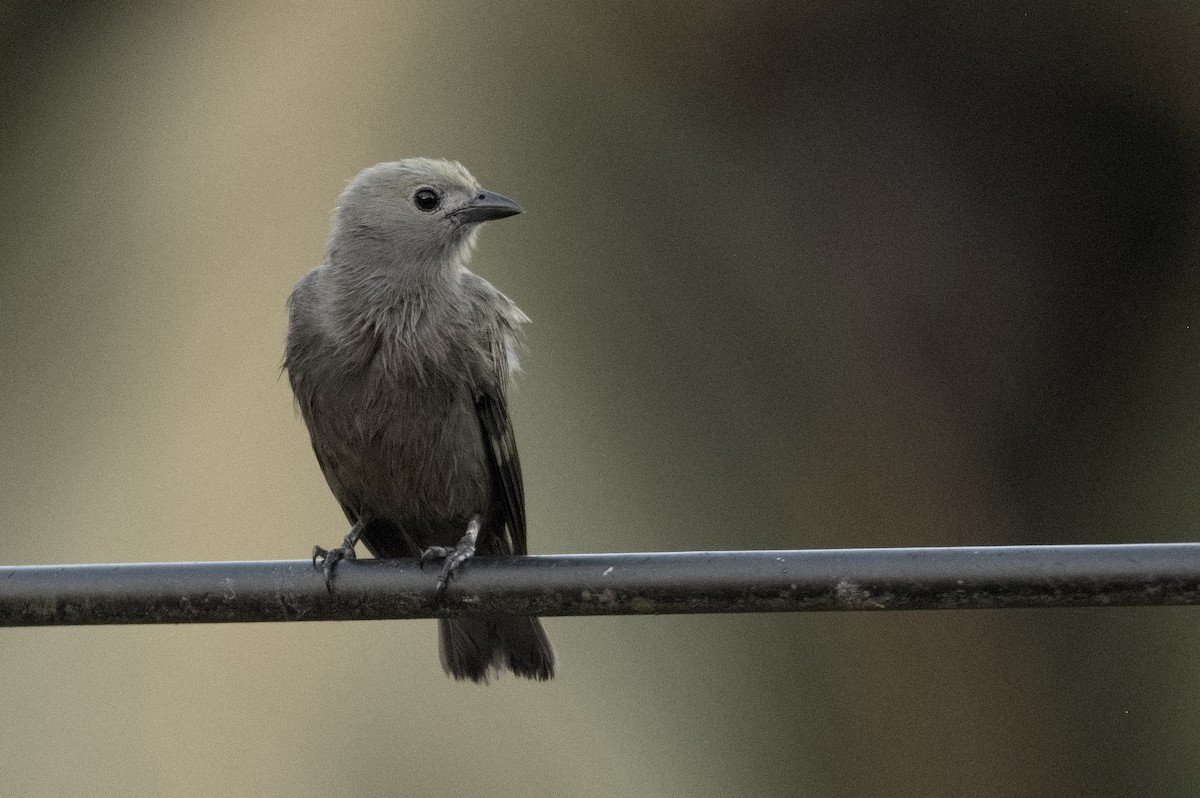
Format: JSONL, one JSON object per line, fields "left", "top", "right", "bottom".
{"left": 1, "top": 544, "right": 1198, "bottom": 626}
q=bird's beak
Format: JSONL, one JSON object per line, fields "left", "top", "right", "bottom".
{"left": 453, "top": 189, "right": 523, "bottom": 223}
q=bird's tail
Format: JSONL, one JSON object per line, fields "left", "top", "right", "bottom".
{"left": 439, "top": 616, "right": 555, "bottom": 683}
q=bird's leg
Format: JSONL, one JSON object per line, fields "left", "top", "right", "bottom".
{"left": 312, "top": 520, "right": 364, "bottom": 592}
{"left": 420, "top": 515, "right": 481, "bottom": 595}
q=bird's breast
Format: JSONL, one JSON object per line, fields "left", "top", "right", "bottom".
{"left": 308, "top": 355, "right": 491, "bottom": 522}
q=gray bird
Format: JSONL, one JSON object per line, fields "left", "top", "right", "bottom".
{"left": 284, "top": 158, "right": 554, "bottom": 682}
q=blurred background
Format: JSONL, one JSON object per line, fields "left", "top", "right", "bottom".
{"left": 2, "top": 1, "right": 1199, "bottom": 795}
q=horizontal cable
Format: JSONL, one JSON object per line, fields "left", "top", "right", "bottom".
{"left": 1, "top": 544, "right": 1198, "bottom": 626}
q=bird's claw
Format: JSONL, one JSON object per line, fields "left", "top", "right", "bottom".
{"left": 312, "top": 527, "right": 361, "bottom": 592}
{"left": 421, "top": 541, "right": 476, "bottom": 595}
{"left": 421, "top": 518, "right": 480, "bottom": 596}
{"left": 419, "top": 546, "right": 450, "bottom": 566}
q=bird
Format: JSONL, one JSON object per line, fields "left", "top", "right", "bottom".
{"left": 284, "top": 158, "right": 554, "bottom": 683}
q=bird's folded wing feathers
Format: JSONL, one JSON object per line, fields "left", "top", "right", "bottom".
{"left": 475, "top": 322, "right": 527, "bottom": 555}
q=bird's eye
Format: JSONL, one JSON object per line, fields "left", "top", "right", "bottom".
{"left": 413, "top": 188, "right": 441, "bottom": 212}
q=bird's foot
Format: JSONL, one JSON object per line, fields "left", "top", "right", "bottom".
{"left": 312, "top": 522, "right": 363, "bottom": 592}
{"left": 420, "top": 516, "right": 481, "bottom": 596}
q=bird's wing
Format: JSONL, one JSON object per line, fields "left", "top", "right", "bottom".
{"left": 476, "top": 336, "right": 527, "bottom": 555}
{"left": 311, "top": 440, "right": 360, "bottom": 526}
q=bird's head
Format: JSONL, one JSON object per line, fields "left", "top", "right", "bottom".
{"left": 329, "top": 158, "right": 522, "bottom": 276}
